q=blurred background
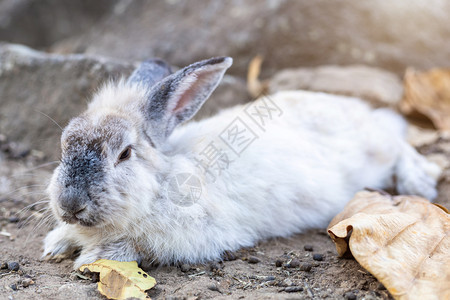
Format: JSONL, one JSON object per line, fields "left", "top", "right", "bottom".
{"left": 0, "top": 3, "right": 449, "bottom": 299}
{"left": 1, "top": 0, "right": 450, "bottom": 160}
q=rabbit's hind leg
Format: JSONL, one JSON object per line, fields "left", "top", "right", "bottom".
{"left": 370, "top": 107, "right": 440, "bottom": 200}
{"left": 395, "top": 143, "right": 441, "bottom": 200}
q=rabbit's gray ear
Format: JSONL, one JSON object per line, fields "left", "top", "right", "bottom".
{"left": 143, "top": 57, "right": 233, "bottom": 147}
{"left": 127, "top": 58, "right": 172, "bottom": 88}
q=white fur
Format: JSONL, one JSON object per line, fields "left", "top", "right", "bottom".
{"left": 43, "top": 87, "right": 440, "bottom": 269}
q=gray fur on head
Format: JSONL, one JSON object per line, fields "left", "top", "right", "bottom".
{"left": 140, "top": 56, "right": 233, "bottom": 147}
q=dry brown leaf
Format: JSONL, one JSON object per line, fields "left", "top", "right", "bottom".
{"left": 328, "top": 191, "right": 450, "bottom": 300}
{"left": 247, "top": 55, "right": 268, "bottom": 98}
{"left": 400, "top": 68, "right": 450, "bottom": 130}
{"left": 80, "top": 259, "right": 156, "bottom": 299}
{"left": 406, "top": 124, "right": 440, "bottom": 148}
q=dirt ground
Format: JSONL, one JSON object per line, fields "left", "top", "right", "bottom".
{"left": 0, "top": 133, "right": 449, "bottom": 300}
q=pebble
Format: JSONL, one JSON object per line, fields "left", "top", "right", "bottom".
{"left": 9, "top": 283, "right": 17, "bottom": 291}
{"left": 275, "top": 259, "right": 283, "bottom": 267}
{"left": 344, "top": 291, "right": 357, "bottom": 300}
{"left": 7, "top": 261, "right": 20, "bottom": 271}
{"left": 180, "top": 264, "right": 191, "bottom": 273}
{"left": 304, "top": 244, "right": 314, "bottom": 251}
{"left": 0, "top": 262, "right": 7, "bottom": 269}
{"left": 286, "top": 259, "right": 300, "bottom": 268}
{"left": 265, "top": 275, "right": 276, "bottom": 281}
{"left": 284, "top": 286, "right": 303, "bottom": 293}
{"left": 299, "top": 262, "right": 312, "bottom": 272}
{"left": 281, "top": 278, "right": 293, "bottom": 287}
{"left": 247, "top": 256, "right": 260, "bottom": 264}
{"left": 207, "top": 284, "right": 221, "bottom": 293}
{"left": 21, "top": 278, "right": 34, "bottom": 288}
{"left": 313, "top": 254, "right": 324, "bottom": 261}
{"left": 8, "top": 216, "right": 19, "bottom": 223}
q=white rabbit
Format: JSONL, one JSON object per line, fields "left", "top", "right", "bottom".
{"left": 43, "top": 57, "right": 440, "bottom": 269}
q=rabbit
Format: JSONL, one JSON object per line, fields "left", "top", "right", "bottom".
{"left": 43, "top": 56, "right": 441, "bottom": 269}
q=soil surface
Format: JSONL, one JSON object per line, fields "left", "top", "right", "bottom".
{"left": 0, "top": 136, "right": 449, "bottom": 300}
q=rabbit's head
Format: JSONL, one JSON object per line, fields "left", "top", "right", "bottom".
{"left": 48, "top": 57, "right": 232, "bottom": 228}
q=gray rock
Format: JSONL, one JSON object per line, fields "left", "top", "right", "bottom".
{"left": 7, "top": 261, "right": 19, "bottom": 271}
{"left": 0, "top": 0, "right": 116, "bottom": 49}
{"left": 269, "top": 65, "right": 403, "bottom": 107}
{"left": 0, "top": 43, "right": 250, "bottom": 160}
{"left": 180, "top": 264, "right": 191, "bottom": 273}
{"left": 312, "top": 253, "right": 324, "bottom": 261}
{"left": 247, "top": 256, "right": 261, "bottom": 264}
{"left": 285, "top": 259, "right": 300, "bottom": 268}
{"left": 0, "top": 43, "right": 134, "bottom": 160}
{"left": 49, "top": 0, "right": 450, "bottom": 76}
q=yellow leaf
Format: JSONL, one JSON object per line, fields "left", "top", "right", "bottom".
{"left": 79, "top": 259, "right": 156, "bottom": 300}
{"left": 400, "top": 68, "right": 450, "bottom": 130}
{"left": 328, "top": 191, "right": 450, "bottom": 300}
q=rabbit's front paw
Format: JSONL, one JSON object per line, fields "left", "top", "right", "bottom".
{"left": 74, "top": 248, "right": 102, "bottom": 270}
{"left": 42, "top": 225, "right": 79, "bottom": 262}
{"left": 74, "top": 240, "right": 142, "bottom": 270}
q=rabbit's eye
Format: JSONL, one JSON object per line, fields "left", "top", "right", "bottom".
{"left": 118, "top": 146, "right": 132, "bottom": 162}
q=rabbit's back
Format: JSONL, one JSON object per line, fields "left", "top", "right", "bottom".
{"left": 167, "top": 91, "right": 405, "bottom": 236}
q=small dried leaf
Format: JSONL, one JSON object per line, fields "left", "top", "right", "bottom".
{"left": 328, "top": 191, "right": 449, "bottom": 300}
{"left": 80, "top": 259, "right": 156, "bottom": 300}
{"left": 400, "top": 68, "right": 450, "bottom": 130}
{"left": 247, "top": 55, "right": 268, "bottom": 98}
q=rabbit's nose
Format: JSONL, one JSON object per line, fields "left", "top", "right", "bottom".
{"left": 59, "top": 187, "right": 89, "bottom": 215}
